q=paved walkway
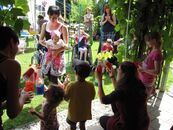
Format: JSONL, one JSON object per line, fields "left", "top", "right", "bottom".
{"left": 14, "top": 89, "right": 173, "bottom": 130}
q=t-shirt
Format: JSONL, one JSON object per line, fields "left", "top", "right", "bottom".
{"left": 139, "top": 49, "right": 163, "bottom": 85}
{"left": 64, "top": 81, "right": 95, "bottom": 122}
{"left": 101, "top": 43, "right": 113, "bottom": 52}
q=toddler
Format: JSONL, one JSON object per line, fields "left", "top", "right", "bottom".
{"left": 43, "top": 30, "right": 68, "bottom": 69}
{"left": 29, "top": 85, "right": 64, "bottom": 130}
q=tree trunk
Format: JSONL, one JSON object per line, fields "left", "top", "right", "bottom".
{"left": 160, "top": 60, "right": 170, "bottom": 91}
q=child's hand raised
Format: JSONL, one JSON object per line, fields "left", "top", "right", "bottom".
{"left": 64, "top": 75, "right": 70, "bottom": 83}
{"left": 63, "top": 75, "right": 70, "bottom": 88}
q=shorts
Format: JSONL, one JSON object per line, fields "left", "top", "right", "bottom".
{"left": 79, "top": 47, "right": 87, "bottom": 53}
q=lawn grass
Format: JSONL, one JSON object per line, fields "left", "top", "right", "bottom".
{"left": 2, "top": 38, "right": 173, "bottom": 129}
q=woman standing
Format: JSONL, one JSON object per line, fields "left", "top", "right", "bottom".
{"left": 40, "top": 5, "right": 68, "bottom": 84}
{"left": 95, "top": 61, "right": 149, "bottom": 130}
{"left": 100, "top": 4, "right": 116, "bottom": 42}
{"left": 84, "top": 7, "right": 94, "bottom": 45}
{"left": 0, "top": 26, "right": 33, "bottom": 130}
{"left": 84, "top": 7, "right": 93, "bottom": 33}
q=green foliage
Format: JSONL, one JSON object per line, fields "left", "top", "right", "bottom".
{"left": 70, "top": 0, "right": 94, "bottom": 23}
{"left": 97, "top": 51, "right": 113, "bottom": 61}
{"left": 115, "top": 44, "right": 125, "bottom": 63}
{"left": 108, "top": 0, "right": 173, "bottom": 62}
{"left": 15, "top": 0, "right": 29, "bottom": 14}
{"left": 0, "top": 0, "right": 30, "bottom": 34}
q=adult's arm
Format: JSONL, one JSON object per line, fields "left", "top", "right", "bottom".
{"left": 95, "top": 67, "right": 117, "bottom": 103}
{"left": 39, "top": 23, "right": 46, "bottom": 44}
{"left": 100, "top": 15, "right": 107, "bottom": 26}
{"left": 95, "top": 70, "right": 105, "bottom": 103}
{"left": 107, "top": 15, "right": 116, "bottom": 26}
{"left": 6, "top": 60, "right": 32, "bottom": 119}
{"left": 61, "top": 24, "right": 68, "bottom": 44}
{"left": 64, "top": 83, "right": 72, "bottom": 101}
{"left": 139, "top": 60, "right": 161, "bottom": 76}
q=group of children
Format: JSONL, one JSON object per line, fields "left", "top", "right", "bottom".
{"left": 28, "top": 31, "right": 163, "bottom": 130}
{"left": 29, "top": 59, "right": 95, "bottom": 130}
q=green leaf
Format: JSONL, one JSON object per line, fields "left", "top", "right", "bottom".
{"left": 23, "top": 19, "right": 30, "bottom": 30}
{"left": 115, "top": 24, "right": 120, "bottom": 32}
{"left": 14, "top": 0, "right": 29, "bottom": 14}
{"left": 14, "top": 18, "right": 23, "bottom": 35}
{"left": 0, "top": 0, "right": 15, "bottom": 6}
{"left": 10, "top": 8, "right": 25, "bottom": 16}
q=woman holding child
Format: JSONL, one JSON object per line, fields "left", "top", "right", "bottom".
{"left": 39, "top": 5, "right": 68, "bottom": 84}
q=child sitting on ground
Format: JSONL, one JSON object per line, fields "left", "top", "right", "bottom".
{"left": 29, "top": 85, "right": 64, "bottom": 130}
{"left": 63, "top": 59, "right": 95, "bottom": 130}
{"left": 73, "top": 28, "right": 90, "bottom": 61}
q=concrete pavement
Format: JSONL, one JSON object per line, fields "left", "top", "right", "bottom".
{"left": 14, "top": 88, "right": 173, "bottom": 130}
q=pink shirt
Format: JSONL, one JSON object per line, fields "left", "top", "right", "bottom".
{"left": 139, "top": 49, "right": 162, "bottom": 85}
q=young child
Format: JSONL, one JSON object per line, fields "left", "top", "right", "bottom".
{"left": 73, "top": 29, "right": 89, "bottom": 61}
{"left": 29, "top": 85, "right": 64, "bottom": 130}
{"left": 101, "top": 38, "right": 114, "bottom": 52}
{"left": 63, "top": 59, "right": 95, "bottom": 130}
{"left": 43, "top": 30, "right": 68, "bottom": 69}
{"left": 138, "top": 32, "right": 163, "bottom": 97}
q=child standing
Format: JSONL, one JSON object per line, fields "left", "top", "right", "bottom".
{"left": 64, "top": 59, "right": 95, "bottom": 130}
{"left": 29, "top": 85, "right": 64, "bottom": 130}
{"left": 138, "top": 32, "right": 163, "bottom": 97}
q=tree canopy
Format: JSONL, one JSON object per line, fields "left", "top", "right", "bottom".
{"left": 0, "top": 0, "right": 30, "bottom": 34}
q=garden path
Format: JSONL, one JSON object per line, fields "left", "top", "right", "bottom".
{"left": 14, "top": 88, "right": 173, "bottom": 130}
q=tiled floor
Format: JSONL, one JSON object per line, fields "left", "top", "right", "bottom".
{"left": 15, "top": 88, "right": 173, "bottom": 130}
